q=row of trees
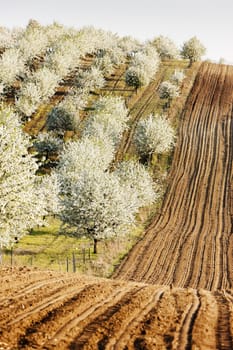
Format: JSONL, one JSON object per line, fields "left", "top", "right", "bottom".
{"left": 151, "top": 35, "right": 206, "bottom": 65}
{"left": 0, "top": 22, "right": 141, "bottom": 118}
{"left": 0, "top": 22, "right": 205, "bottom": 254}
{"left": 0, "top": 89, "right": 176, "bottom": 253}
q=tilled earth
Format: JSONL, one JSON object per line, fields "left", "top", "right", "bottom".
{"left": 1, "top": 62, "right": 233, "bottom": 349}
{"left": 114, "top": 62, "right": 233, "bottom": 291}
{"left": 0, "top": 266, "right": 232, "bottom": 349}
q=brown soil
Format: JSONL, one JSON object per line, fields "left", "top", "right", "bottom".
{"left": 1, "top": 62, "right": 233, "bottom": 349}
{"left": 0, "top": 266, "right": 232, "bottom": 349}
{"left": 113, "top": 62, "right": 233, "bottom": 292}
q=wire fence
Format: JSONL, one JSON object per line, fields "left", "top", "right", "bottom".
{"left": 0, "top": 246, "right": 102, "bottom": 274}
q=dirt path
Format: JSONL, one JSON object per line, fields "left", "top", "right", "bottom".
{"left": 113, "top": 62, "right": 233, "bottom": 291}
{"left": 0, "top": 266, "right": 232, "bottom": 349}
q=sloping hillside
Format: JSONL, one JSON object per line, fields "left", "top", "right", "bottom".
{"left": 0, "top": 62, "right": 233, "bottom": 349}
{"left": 113, "top": 62, "right": 233, "bottom": 291}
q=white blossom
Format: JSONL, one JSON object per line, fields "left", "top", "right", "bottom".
{"left": 83, "top": 96, "right": 128, "bottom": 146}
{"left": 58, "top": 169, "right": 138, "bottom": 242}
{"left": 0, "top": 48, "right": 25, "bottom": 85}
{"left": 76, "top": 66, "right": 105, "bottom": 91}
{"left": 134, "top": 114, "right": 176, "bottom": 156}
{"left": 152, "top": 35, "right": 179, "bottom": 60}
{"left": 57, "top": 136, "right": 115, "bottom": 185}
{"left": 170, "top": 70, "right": 185, "bottom": 84}
{"left": 0, "top": 106, "right": 58, "bottom": 247}
{"left": 125, "top": 45, "right": 160, "bottom": 88}
{"left": 181, "top": 36, "right": 206, "bottom": 64}
{"left": 114, "top": 160, "right": 158, "bottom": 207}
{"left": 158, "top": 80, "right": 180, "bottom": 100}
{"left": 16, "top": 68, "right": 59, "bottom": 116}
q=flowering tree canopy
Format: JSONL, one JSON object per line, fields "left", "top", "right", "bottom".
{"left": 56, "top": 136, "right": 115, "bottom": 189}
{"left": 158, "top": 81, "right": 180, "bottom": 100}
{"left": 181, "top": 36, "right": 206, "bottom": 64}
{"left": 56, "top": 142, "right": 157, "bottom": 253}
{"left": 152, "top": 35, "right": 179, "bottom": 60}
{"left": 82, "top": 96, "right": 128, "bottom": 147}
{"left": 170, "top": 70, "right": 185, "bottom": 85}
{"left": 114, "top": 160, "right": 158, "bottom": 207}
{"left": 0, "top": 106, "right": 59, "bottom": 248}
{"left": 125, "top": 45, "right": 159, "bottom": 88}
{"left": 134, "top": 114, "right": 176, "bottom": 157}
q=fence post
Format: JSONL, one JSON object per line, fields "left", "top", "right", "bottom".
{"left": 66, "top": 257, "right": 69, "bottom": 272}
{"left": 82, "top": 248, "right": 86, "bottom": 264}
{"left": 10, "top": 247, "right": 13, "bottom": 266}
{"left": 72, "top": 252, "right": 76, "bottom": 273}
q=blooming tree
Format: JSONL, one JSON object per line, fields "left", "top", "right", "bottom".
{"left": 181, "top": 36, "right": 206, "bottom": 65}
{"left": 76, "top": 66, "right": 105, "bottom": 92}
{"left": 56, "top": 133, "right": 158, "bottom": 253}
{"left": 114, "top": 160, "right": 158, "bottom": 207}
{"left": 0, "top": 106, "right": 59, "bottom": 249}
{"left": 0, "top": 26, "right": 18, "bottom": 49}
{"left": 170, "top": 70, "right": 185, "bottom": 84}
{"left": 152, "top": 35, "right": 179, "bottom": 60}
{"left": 82, "top": 96, "right": 128, "bottom": 147}
{"left": 118, "top": 35, "right": 142, "bottom": 55}
{"left": 58, "top": 169, "right": 139, "bottom": 253}
{"left": 158, "top": 80, "right": 180, "bottom": 107}
{"left": 134, "top": 114, "right": 175, "bottom": 158}
{"left": 56, "top": 136, "right": 115, "bottom": 188}
{"left": 16, "top": 67, "right": 59, "bottom": 116}
{"left": 125, "top": 45, "right": 159, "bottom": 88}
{"left": 93, "top": 55, "right": 115, "bottom": 76}
{"left": 0, "top": 48, "right": 25, "bottom": 86}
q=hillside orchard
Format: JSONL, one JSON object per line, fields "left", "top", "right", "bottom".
{"left": 0, "top": 21, "right": 207, "bottom": 254}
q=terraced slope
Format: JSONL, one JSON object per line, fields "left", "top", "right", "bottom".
{"left": 113, "top": 62, "right": 233, "bottom": 291}
{"left": 0, "top": 267, "right": 233, "bottom": 349}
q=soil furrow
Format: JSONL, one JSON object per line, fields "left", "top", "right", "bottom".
{"left": 68, "top": 285, "right": 145, "bottom": 349}
{"left": 114, "top": 62, "right": 233, "bottom": 291}
{"left": 215, "top": 291, "right": 233, "bottom": 349}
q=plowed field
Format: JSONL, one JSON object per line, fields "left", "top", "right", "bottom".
{"left": 1, "top": 266, "right": 233, "bottom": 349}
{"left": 1, "top": 62, "right": 233, "bottom": 349}
{"left": 114, "top": 62, "right": 233, "bottom": 291}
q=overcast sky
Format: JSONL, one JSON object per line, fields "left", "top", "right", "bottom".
{"left": 0, "top": 0, "right": 232, "bottom": 62}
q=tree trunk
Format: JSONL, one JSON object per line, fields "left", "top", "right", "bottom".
{"left": 93, "top": 238, "right": 98, "bottom": 254}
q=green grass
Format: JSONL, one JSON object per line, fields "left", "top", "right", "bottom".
{"left": 3, "top": 218, "right": 95, "bottom": 272}
{"left": 2, "top": 217, "right": 144, "bottom": 276}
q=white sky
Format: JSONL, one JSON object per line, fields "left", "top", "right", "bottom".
{"left": 0, "top": 0, "right": 232, "bottom": 62}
